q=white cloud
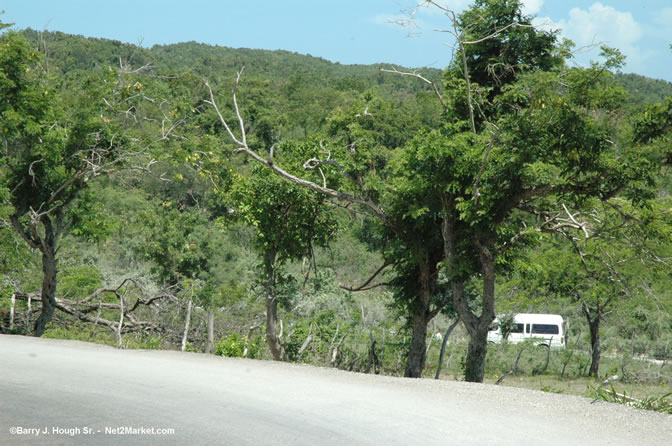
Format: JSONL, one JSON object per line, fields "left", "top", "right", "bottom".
{"left": 521, "top": 0, "right": 544, "bottom": 16}
{"left": 565, "top": 3, "right": 642, "bottom": 49}
{"left": 534, "top": 3, "right": 648, "bottom": 73}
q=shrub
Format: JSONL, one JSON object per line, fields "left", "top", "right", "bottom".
{"left": 215, "top": 334, "right": 263, "bottom": 359}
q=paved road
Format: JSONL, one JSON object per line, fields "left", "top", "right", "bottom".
{"left": 1, "top": 335, "right": 670, "bottom": 445}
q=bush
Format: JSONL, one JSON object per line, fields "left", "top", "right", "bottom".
{"left": 215, "top": 334, "right": 263, "bottom": 359}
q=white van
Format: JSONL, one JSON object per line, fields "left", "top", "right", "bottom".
{"left": 487, "top": 313, "right": 566, "bottom": 348}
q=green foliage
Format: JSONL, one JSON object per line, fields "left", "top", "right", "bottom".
{"left": 0, "top": 32, "right": 134, "bottom": 220}
{"left": 126, "top": 336, "right": 163, "bottom": 350}
{"left": 232, "top": 167, "right": 338, "bottom": 266}
{"left": 633, "top": 97, "right": 672, "bottom": 166}
{"left": 136, "top": 206, "right": 214, "bottom": 283}
{"left": 459, "top": 0, "right": 561, "bottom": 83}
{"left": 450, "top": 0, "right": 561, "bottom": 126}
{"left": 215, "top": 333, "right": 262, "bottom": 359}
{"left": 66, "top": 190, "right": 113, "bottom": 242}
{"left": 616, "top": 73, "right": 672, "bottom": 109}
{"left": 59, "top": 265, "right": 102, "bottom": 300}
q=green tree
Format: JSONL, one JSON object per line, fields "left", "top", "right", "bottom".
{"left": 391, "top": 0, "right": 659, "bottom": 382}
{"left": 507, "top": 194, "right": 672, "bottom": 377}
{"left": 231, "top": 164, "right": 337, "bottom": 360}
{"left": 0, "top": 31, "right": 130, "bottom": 335}
{"left": 324, "top": 93, "right": 451, "bottom": 377}
{"left": 0, "top": 25, "right": 174, "bottom": 336}
{"left": 206, "top": 82, "right": 454, "bottom": 376}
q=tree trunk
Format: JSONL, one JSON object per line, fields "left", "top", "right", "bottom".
{"left": 464, "top": 323, "right": 489, "bottom": 382}
{"left": 583, "top": 303, "right": 601, "bottom": 377}
{"left": 205, "top": 309, "right": 215, "bottom": 354}
{"left": 26, "top": 294, "right": 32, "bottom": 334}
{"left": 33, "top": 219, "right": 58, "bottom": 337}
{"left": 404, "top": 258, "right": 435, "bottom": 378}
{"left": 463, "top": 240, "right": 497, "bottom": 382}
{"left": 266, "top": 296, "right": 287, "bottom": 361}
{"left": 450, "top": 277, "right": 487, "bottom": 381}
{"left": 441, "top": 201, "right": 499, "bottom": 383}
{"left": 365, "top": 332, "right": 379, "bottom": 374}
{"left": 445, "top": 213, "right": 496, "bottom": 382}
{"left": 405, "top": 308, "right": 430, "bottom": 377}
{"left": 265, "top": 250, "right": 288, "bottom": 361}
{"left": 442, "top": 205, "right": 480, "bottom": 382}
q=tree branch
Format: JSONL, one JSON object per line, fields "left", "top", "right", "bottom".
{"left": 339, "top": 261, "right": 391, "bottom": 292}
{"left": 381, "top": 67, "right": 448, "bottom": 113}
{"left": 204, "top": 73, "right": 395, "bottom": 230}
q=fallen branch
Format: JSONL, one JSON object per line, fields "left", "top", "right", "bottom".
{"left": 13, "top": 283, "right": 175, "bottom": 334}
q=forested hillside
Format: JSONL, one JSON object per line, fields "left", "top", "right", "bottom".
{"left": 1, "top": 0, "right": 671, "bottom": 408}
{"left": 616, "top": 73, "right": 672, "bottom": 109}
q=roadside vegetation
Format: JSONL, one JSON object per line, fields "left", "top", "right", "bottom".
{"left": 1, "top": 1, "right": 671, "bottom": 413}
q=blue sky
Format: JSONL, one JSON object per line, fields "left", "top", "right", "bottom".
{"left": 1, "top": 1, "right": 670, "bottom": 81}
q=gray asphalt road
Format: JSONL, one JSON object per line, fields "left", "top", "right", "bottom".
{"left": 1, "top": 335, "right": 670, "bottom": 445}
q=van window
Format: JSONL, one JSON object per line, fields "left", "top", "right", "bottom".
{"left": 488, "top": 323, "right": 499, "bottom": 331}
{"left": 532, "top": 324, "right": 559, "bottom": 335}
{"left": 510, "top": 323, "right": 524, "bottom": 333}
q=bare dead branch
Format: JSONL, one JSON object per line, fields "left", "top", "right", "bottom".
{"left": 381, "top": 67, "right": 448, "bottom": 113}
{"left": 203, "top": 80, "right": 244, "bottom": 147}
{"left": 204, "top": 74, "right": 393, "bottom": 229}
{"left": 562, "top": 203, "right": 590, "bottom": 238}
{"left": 13, "top": 291, "right": 163, "bottom": 333}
